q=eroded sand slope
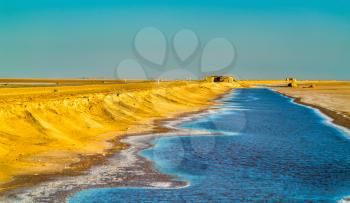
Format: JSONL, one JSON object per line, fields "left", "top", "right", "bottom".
{"left": 0, "top": 81, "right": 238, "bottom": 188}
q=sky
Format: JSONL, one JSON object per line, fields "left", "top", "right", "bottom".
{"left": 0, "top": 0, "right": 349, "bottom": 79}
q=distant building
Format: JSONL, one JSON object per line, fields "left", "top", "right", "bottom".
{"left": 286, "top": 77, "right": 298, "bottom": 87}
{"left": 205, "top": 76, "right": 236, "bottom": 83}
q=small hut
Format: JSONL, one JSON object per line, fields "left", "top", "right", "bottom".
{"left": 205, "top": 76, "right": 236, "bottom": 83}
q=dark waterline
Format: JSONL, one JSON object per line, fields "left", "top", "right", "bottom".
{"left": 69, "top": 88, "right": 350, "bottom": 202}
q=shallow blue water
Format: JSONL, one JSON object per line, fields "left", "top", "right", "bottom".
{"left": 70, "top": 89, "right": 350, "bottom": 202}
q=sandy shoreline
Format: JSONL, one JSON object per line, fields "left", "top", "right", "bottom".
{"left": 0, "top": 81, "right": 239, "bottom": 192}
{"left": 278, "top": 92, "right": 350, "bottom": 130}
{"left": 0, "top": 84, "right": 232, "bottom": 202}
{"left": 274, "top": 81, "right": 350, "bottom": 128}
{"left": 0, "top": 97, "right": 225, "bottom": 202}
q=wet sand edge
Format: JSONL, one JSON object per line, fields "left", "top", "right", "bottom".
{"left": 0, "top": 89, "right": 232, "bottom": 200}
{"left": 277, "top": 91, "right": 350, "bottom": 129}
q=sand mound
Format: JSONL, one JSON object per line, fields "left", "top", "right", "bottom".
{"left": 0, "top": 81, "right": 237, "bottom": 186}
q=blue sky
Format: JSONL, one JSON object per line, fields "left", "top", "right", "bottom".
{"left": 0, "top": 0, "right": 349, "bottom": 79}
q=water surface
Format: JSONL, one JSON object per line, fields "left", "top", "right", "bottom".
{"left": 70, "top": 89, "right": 350, "bottom": 202}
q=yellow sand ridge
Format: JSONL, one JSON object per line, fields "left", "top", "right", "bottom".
{"left": 0, "top": 81, "right": 239, "bottom": 187}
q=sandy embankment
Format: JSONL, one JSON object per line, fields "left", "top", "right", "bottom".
{"left": 0, "top": 81, "right": 239, "bottom": 192}
{"left": 241, "top": 80, "right": 350, "bottom": 129}
{"left": 275, "top": 81, "right": 350, "bottom": 128}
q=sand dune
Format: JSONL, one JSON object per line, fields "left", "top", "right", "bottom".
{"left": 0, "top": 81, "right": 239, "bottom": 190}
